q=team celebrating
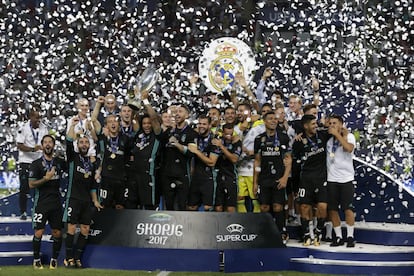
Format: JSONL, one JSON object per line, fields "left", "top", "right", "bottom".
{"left": 17, "top": 69, "right": 356, "bottom": 269}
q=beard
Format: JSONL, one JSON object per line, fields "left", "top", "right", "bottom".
{"left": 79, "top": 147, "right": 89, "bottom": 156}
{"left": 199, "top": 128, "right": 209, "bottom": 137}
{"left": 43, "top": 147, "right": 54, "bottom": 157}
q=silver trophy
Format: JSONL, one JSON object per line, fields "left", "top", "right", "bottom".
{"left": 127, "top": 67, "right": 159, "bottom": 110}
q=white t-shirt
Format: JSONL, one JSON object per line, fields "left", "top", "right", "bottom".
{"left": 66, "top": 116, "right": 96, "bottom": 156}
{"left": 16, "top": 121, "right": 49, "bottom": 164}
{"left": 326, "top": 133, "right": 356, "bottom": 183}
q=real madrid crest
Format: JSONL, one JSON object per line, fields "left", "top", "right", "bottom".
{"left": 199, "top": 37, "right": 256, "bottom": 93}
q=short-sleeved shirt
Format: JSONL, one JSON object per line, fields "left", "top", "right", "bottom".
{"left": 327, "top": 133, "right": 356, "bottom": 183}
{"left": 292, "top": 130, "right": 330, "bottom": 176}
{"left": 159, "top": 125, "right": 198, "bottom": 177}
{"left": 29, "top": 156, "right": 66, "bottom": 205}
{"left": 254, "top": 129, "right": 291, "bottom": 187}
{"left": 16, "top": 122, "right": 49, "bottom": 163}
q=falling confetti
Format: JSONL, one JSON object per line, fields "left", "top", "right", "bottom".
{"left": 0, "top": 0, "right": 412, "bottom": 220}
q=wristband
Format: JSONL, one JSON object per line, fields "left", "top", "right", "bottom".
{"left": 142, "top": 99, "right": 150, "bottom": 106}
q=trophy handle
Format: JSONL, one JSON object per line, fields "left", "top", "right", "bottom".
{"left": 127, "top": 67, "right": 158, "bottom": 110}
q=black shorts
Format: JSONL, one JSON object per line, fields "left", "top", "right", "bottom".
{"left": 215, "top": 174, "right": 237, "bottom": 208}
{"left": 161, "top": 174, "right": 190, "bottom": 211}
{"left": 296, "top": 173, "right": 328, "bottom": 205}
{"left": 63, "top": 198, "right": 95, "bottom": 225}
{"left": 287, "top": 162, "right": 301, "bottom": 194}
{"left": 100, "top": 178, "right": 126, "bottom": 208}
{"left": 18, "top": 163, "right": 31, "bottom": 194}
{"left": 32, "top": 200, "right": 64, "bottom": 230}
{"left": 125, "top": 175, "right": 139, "bottom": 208}
{"left": 286, "top": 177, "right": 299, "bottom": 195}
{"left": 188, "top": 175, "right": 216, "bottom": 207}
{"left": 126, "top": 173, "right": 156, "bottom": 206}
{"left": 258, "top": 184, "right": 287, "bottom": 206}
{"left": 327, "top": 181, "right": 355, "bottom": 211}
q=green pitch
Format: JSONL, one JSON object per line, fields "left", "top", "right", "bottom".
{"left": 0, "top": 266, "right": 333, "bottom": 276}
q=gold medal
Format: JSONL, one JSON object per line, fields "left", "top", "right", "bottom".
{"left": 110, "top": 153, "right": 116, "bottom": 159}
{"left": 84, "top": 173, "right": 89, "bottom": 178}
{"left": 330, "top": 152, "right": 335, "bottom": 158}
{"left": 274, "top": 147, "right": 279, "bottom": 151}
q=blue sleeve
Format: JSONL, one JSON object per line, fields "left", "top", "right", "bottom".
{"left": 255, "top": 79, "right": 267, "bottom": 107}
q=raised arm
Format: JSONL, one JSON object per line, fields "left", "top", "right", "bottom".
{"left": 91, "top": 117, "right": 102, "bottom": 136}
{"left": 67, "top": 116, "right": 80, "bottom": 140}
{"left": 235, "top": 72, "right": 260, "bottom": 113}
{"left": 91, "top": 96, "right": 105, "bottom": 123}
{"left": 141, "top": 90, "right": 161, "bottom": 135}
{"left": 256, "top": 67, "right": 273, "bottom": 107}
{"left": 311, "top": 77, "right": 320, "bottom": 106}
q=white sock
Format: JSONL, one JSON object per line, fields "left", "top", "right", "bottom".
{"left": 334, "top": 226, "right": 342, "bottom": 239}
{"left": 289, "top": 209, "right": 295, "bottom": 216}
{"left": 309, "top": 221, "right": 314, "bottom": 239}
{"left": 325, "top": 221, "right": 333, "bottom": 239}
{"left": 296, "top": 214, "right": 301, "bottom": 225}
{"left": 346, "top": 224, "right": 354, "bottom": 238}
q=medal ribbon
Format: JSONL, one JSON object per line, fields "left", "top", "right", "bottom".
{"left": 110, "top": 136, "right": 119, "bottom": 153}
{"left": 306, "top": 133, "right": 319, "bottom": 150}
{"left": 79, "top": 118, "right": 85, "bottom": 131}
{"left": 80, "top": 155, "right": 91, "bottom": 173}
{"left": 121, "top": 125, "right": 131, "bottom": 135}
{"left": 267, "top": 132, "right": 280, "bottom": 147}
{"left": 170, "top": 124, "right": 188, "bottom": 143}
{"left": 331, "top": 138, "right": 339, "bottom": 154}
{"left": 198, "top": 134, "right": 211, "bottom": 152}
{"left": 42, "top": 156, "right": 54, "bottom": 170}
{"left": 222, "top": 138, "right": 230, "bottom": 148}
{"left": 173, "top": 124, "right": 188, "bottom": 136}
{"left": 30, "top": 123, "right": 39, "bottom": 144}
